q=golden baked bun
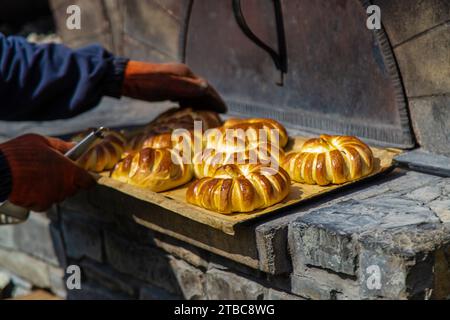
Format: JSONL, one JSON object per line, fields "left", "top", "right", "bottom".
{"left": 127, "top": 107, "right": 222, "bottom": 152}
{"left": 128, "top": 131, "right": 194, "bottom": 153}
{"left": 192, "top": 118, "right": 288, "bottom": 178}
{"left": 145, "top": 107, "right": 222, "bottom": 134}
{"left": 221, "top": 118, "right": 289, "bottom": 148}
{"left": 193, "top": 141, "right": 284, "bottom": 178}
{"left": 110, "top": 148, "right": 193, "bottom": 192}
{"left": 127, "top": 132, "right": 173, "bottom": 152}
{"left": 282, "top": 135, "right": 374, "bottom": 185}
{"left": 76, "top": 130, "right": 126, "bottom": 172}
{"left": 187, "top": 164, "right": 291, "bottom": 213}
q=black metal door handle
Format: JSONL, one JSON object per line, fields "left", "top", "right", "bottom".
{"left": 232, "top": 0, "right": 288, "bottom": 85}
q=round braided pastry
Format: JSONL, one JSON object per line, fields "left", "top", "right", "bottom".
{"left": 127, "top": 107, "right": 222, "bottom": 152}
{"left": 110, "top": 148, "right": 193, "bottom": 192}
{"left": 222, "top": 118, "right": 289, "bottom": 148}
{"left": 193, "top": 141, "right": 284, "bottom": 178}
{"left": 144, "top": 107, "right": 222, "bottom": 133}
{"left": 193, "top": 118, "right": 288, "bottom": 178}
{"left": 76, "top": 130, "right": 127, "bottom": 172}
{"left": 187, "top": 164, "right": 291, "bottom": 213}
{"left": 281, "top": 135, "right": 374, "bottom": 185}
{"left": 129, "top": 131, "right": 194, "bottom": 154}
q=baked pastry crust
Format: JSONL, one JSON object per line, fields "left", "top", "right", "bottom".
{"left": 111, "top": 148, "right": 193, "bottom": 192}
{"left": 76, "top": 130, "right": 126, "bottom": 172}
{"left": 187, "top": 164, "right": 291, "bottom": 213}
{"left": 222, "top": 118, "right": 289, "bottom": 148}
{"left": 144, "top": 107, "right": 222, "bottom": 133}
{"left": 127, "top": 107, "right": 222, "bottom": 152}
{"left": 282, "top": 135, "right": 374, "bottom": 185}
{"left": 193, "top": 142, "right": 284, "bottom": 178}
{"left": 193, "top": 118, "right": 288, "bottom": 178}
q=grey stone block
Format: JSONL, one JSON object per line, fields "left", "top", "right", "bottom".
{"left": 359, "top": 245, "right": 413, "bottom": 299}
{"left": 408, "top": 96, "right": 450, "bottom": 156}
{"left": 3, "top": 271, "right": 33, "bottom": 291}
{"left": 432, "top": 246, "right": 450, "bottom": 299}
{"left": 0, "top": 225, "right": 15, "bottom": 250}
{"left": 256, "top": 222, "right": 291, "bottom": 275}
{"left": 385, "top": 171, "right": 442, "bottom": 193}
{"left": 10, "top": 286, "right": 32, "bottom": 298}
{"left": 12, "top": 213, "right": 66, "bottom": 266}
{"left": 289, "top": 194, "right": 440, "bottom": 277}
{"left": 60, "top": 195, "right": 104, "bottom": 221}
{"left": 81, "top": 258, "right": 138, "bottom": 297}
{"left": 50, "top": 0, "right": 114, "bottom": 49}
{"left": 169, "top": 257, "right": 206, "bottom": 300}
{"left": 67, "top": 187, "right": 157, "bottom": 246}
{"left": 207, "top": 255, "right": 263, "bottom": 280}
{"left": 0, "top": 271, "right": 12, "bottom": 298}
{"left": 290, "top": 275, "right": 334, "bottom": 300}
{"left": 395, "top": 150, "right": 450, "bottom": 177}
{"left": 351, "top": 185, "right": 391, "bottom": 201}
{"left": 123, "top": 0, "right": 185, "bottom": 61}
{"left": 394, "top": 23, "right": 450, "bottom": 97}
{"left": 429, "top": 199, "right": 450, "bottom": 223}
{"left": 290, "top": 268, "right": 360, "bottom": 300}
{"left": 61, "top": 214, "right": 103, "bottom": 262}
{"left": 290, "top": 217, "right": 358, "bottom": 276}
{"left": 152, "top": 235, "right": 209, "bottom": 269}
{"left": 139, "top": 284, "right": 180, "bottom": 300}
{"left": 358, "top": 224, "right": 450, "bottom": 299}
{"left": 0, "top": 248, "right": 50, "bottom": 288}
{"left": 67, "top": 281, "right": 132, "bottom": 300}
{"left": 404, "top": 185, "right": 442, "bottom": 203}
{"left": 373, "top": 0, "right": 450, "bottom": 46}
{"left": 1, "top": 271, "right": 32, "bottom": 298}
{"left": 443, "top": 182, "right": 450, "bottom": 195}
{"left": 205, "top": 268, "right": 266, "bottom": 300}
{"left": 48, "top": 267, "right": 67, "bottom": 298}
{"left": 104, "top": 231, "right": 181, "bottom": 295}
{"left": 265, "top": 288, "right": 305, "bottom": 300}
{"left": 361, "top": 197, "right": 440, "bottom": 228}
{"left": 363, "top": 254, "right": 434, "bottom": 300}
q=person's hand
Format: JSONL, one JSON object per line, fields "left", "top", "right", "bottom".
{"left": 122, "top": 61, "right": 227, "bottom": 113}
{"left": 0, "top": 134, "right": 95, "bottom": 212}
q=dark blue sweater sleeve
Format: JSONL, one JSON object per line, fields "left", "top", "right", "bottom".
{"left": 0, "top": 33, "right": 129, "bottom": 121}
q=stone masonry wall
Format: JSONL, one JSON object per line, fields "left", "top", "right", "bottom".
{"left": 0, "top": 201, "right": 303, "bottom": 300}
{"left": 0, "top": 170, "right": 449, "bottom": 300}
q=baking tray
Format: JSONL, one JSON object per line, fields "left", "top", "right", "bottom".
{"left": 96, "top": 136, "right": 401, "bottom": 235}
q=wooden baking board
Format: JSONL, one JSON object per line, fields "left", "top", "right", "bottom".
{"left": 97, "top": 137, "right": 401, "bottom": 235}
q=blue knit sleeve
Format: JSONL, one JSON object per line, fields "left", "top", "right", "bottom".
{"left": 0, "top": 33, "right": 129, "bottom": 121}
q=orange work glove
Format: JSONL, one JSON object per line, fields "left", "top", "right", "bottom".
{"left": 0, "top": 134, "right": 95, "bottom": 212}
{"left": 122, "top": 61, "right": 227, "bottom": 113}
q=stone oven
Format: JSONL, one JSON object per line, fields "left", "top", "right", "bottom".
{"left": 0, "top": 0, "right": 449, "bottom": 299}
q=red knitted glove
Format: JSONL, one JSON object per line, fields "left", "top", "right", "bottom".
{"left": 122, "top": 61, "right": 227, "bottom": 113}
{"left": 0, "top": 134, "right": 95, "bottom": 212}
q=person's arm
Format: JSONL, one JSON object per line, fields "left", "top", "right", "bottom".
{"left": 0, "top": 33, "right": 226, "bottom": 121}
{"left": 0, "top": 33, "right": 128, "bottom": 120}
